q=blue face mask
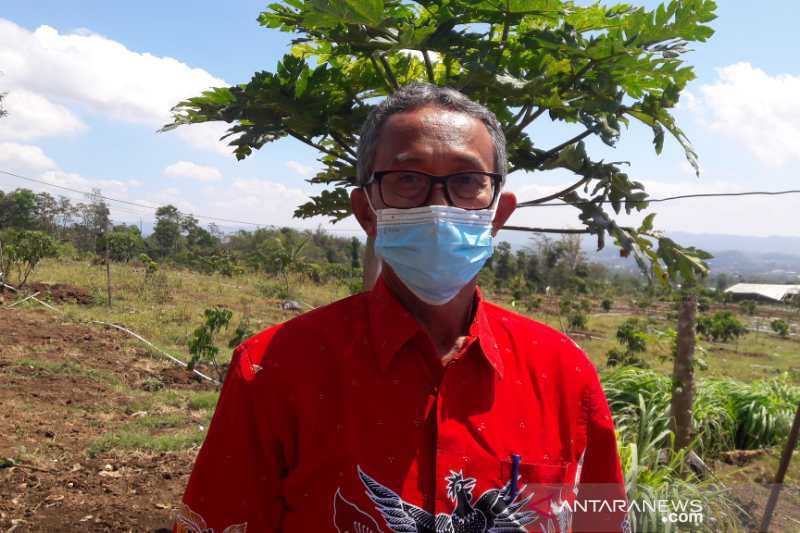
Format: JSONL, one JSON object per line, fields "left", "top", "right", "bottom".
{"left": 374, "top": 204, "right": 495, "bottom": 306}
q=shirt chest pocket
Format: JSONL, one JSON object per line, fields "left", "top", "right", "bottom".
{"left": 498, "top": 459, "right": 582, "bottom": 531}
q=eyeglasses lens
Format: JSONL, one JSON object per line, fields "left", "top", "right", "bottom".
{"left": 380, "top": 171, "right": 495, "bottom": 209}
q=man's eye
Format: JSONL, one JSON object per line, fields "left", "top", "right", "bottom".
{"left": 397, "top": 173, "right": 423, "bottom": 184}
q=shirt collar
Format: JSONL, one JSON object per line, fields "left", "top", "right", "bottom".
{"left": 367, "top": 277, "right": 503, "bottom": 378}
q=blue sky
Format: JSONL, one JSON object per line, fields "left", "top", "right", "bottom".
{"left": 1, "top": 1, "right": 798, "bottom": 237}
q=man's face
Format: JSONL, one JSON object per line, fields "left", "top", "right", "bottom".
{"left": 351, "top": 105, "right": 516, "bottom": 238}
{"left": 368, "top": 105, "right": 497, "bottom": 209}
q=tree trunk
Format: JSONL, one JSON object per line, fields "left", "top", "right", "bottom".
{"left": 672, "top": 290, "right": 697, "bottom": 450}
{"left": 362, "top": 233, "right": 381, "bottom": 290}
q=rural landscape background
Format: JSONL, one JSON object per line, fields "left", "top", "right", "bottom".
{"left": 1, "top": 196, "right": 798, "bottom": 531}
{"left": 1, "top": 0, "right": 799, "bottom": 532}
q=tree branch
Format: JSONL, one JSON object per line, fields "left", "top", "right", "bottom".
{"left": 287, "top": 130, "right": 357, "bottom": 164}
{"left": 509, "top": 103, "right": 531, "bottom": 127}
{"left": 516, "top": 175, "right": 593, "bottom": 207}
{"left": 492, "top": 6, "right": 511, "bottom": 75}
{"left": 501, "top": 225, "right": 591, "bottom": 234}
{"left": 422, "top": 50, "right": 436, "bottom": 83}
{"left": 378, "top": 55, "right": 399, "bottom": 90}
{"left": 330, "top": 132, "right": 357, "bottom": 158}
{"left": 506, "top": 106, "right": 545, "bottom": 140}
{"left": 369, "top": 56, "right": 393, "bottom": 92}
{"left": 530, "top": 127, "right": 595, "bottom": 167}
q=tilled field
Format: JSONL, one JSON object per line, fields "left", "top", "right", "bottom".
{"left": 0, "top": 308, "right": 214, "bottom": 532}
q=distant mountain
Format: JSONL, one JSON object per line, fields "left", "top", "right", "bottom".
{"left": 495, "top": 229, "right": 800, "bottom": 280}
{"left": 663, "top": 232, "right": 800, "bottom": 257}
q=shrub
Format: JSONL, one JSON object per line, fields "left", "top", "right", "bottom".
{"left": 0, "top": 229, "right": 58, "bottom": 287}
{"left": 567, "top": 310, "right": 587, "bottom": 330}
{"left": 606, "top": 319, "right": 648, "bottom": 368}
{"left": 601, "top": 298, "right": 613, "bottom": 312}
{"left": 770, "top": 319, "right": 789, "bottom": 337}
{"left": 739, "top": 299, "right": 757, "bottom": 316}
{"left": 188, "top": 307, "right": 233, "bottom": 382}
{"left": 696, "top": 311, "right": 747, "bottom": 342}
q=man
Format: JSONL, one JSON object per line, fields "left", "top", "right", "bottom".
{"left": 175, "top": 84, "right": 628, "bottom": 533}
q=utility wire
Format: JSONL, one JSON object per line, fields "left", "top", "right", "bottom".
{"left": 517, "top": 189, "right": 800, "bottom": 207}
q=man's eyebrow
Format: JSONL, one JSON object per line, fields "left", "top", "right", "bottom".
{"left": 391, "top": 152, "right": 487, "bottom": 169}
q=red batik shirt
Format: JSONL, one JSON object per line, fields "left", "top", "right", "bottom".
{"left": 175, "top": 278, "right": 629, "bottom": 533}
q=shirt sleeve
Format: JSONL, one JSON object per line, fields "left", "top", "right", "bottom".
{"left": 174, "top": 345, "right": 286, "bottom": 533}
{"left": 572, "top": 365, "right": 629, "bottom": 533}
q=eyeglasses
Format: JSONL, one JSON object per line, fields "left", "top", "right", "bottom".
{"left": 366, "top": 170, "right": 502, "bottom": 210}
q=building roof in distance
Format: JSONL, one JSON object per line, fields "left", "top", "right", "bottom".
{"left": 724, "top": 283, "right": 800, "bottom": 302}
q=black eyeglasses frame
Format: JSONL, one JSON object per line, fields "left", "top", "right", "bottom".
{"left": 364, "top": 169, "right": 503, "bottom": 210}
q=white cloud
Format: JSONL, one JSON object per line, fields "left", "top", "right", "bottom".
{"left": 163, "top": 160, "right": 223, "bottom": 182}
{"left": 40, "top": 169, "right": 139, "bottom": 198}
{"left": 204, "top": 178, "right": 333, "bottom": 229}
{"left": 697, "top": 62, "right": 800, "bottom": 165}
{"left": 0, "top": 142, "right": 58, "bottom": 174}
{"left": 0, "top": 89, "right": 86, "bottom": 141}
{"left": 507, "top": 177, "right": 798, "bottom": 238}
{"left": 173, "top": 122, "right": 234, "bottom": 157}
{"left": 0, "top": 18, "right": 231, "bottom": 153}
{"left": 285, "top": 160, "right": 316, "bottom": 176}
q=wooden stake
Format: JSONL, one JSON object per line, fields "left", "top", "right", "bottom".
{"left": 105, "top": 228, "right": 111, "bottom": 308}
{"left": 759, "top": 401, "right": 800, "bottom": 532}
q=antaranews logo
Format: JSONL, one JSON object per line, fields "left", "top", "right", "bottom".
{"left": 561, "top": 499, "right": 705, "bottom": 526}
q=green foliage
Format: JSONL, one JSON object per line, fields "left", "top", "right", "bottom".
{"left": 138, "top": 253, "right": 158, "bottom": 275}
{"left": 567, "top": 309, "right": 587, "bottom": 330}
{"left": 739, "top": 299, "right": 757, "bottom": 316}
{"left": 770, "top": 319, "right": 789, "bottom": 337}
{"left": 99, "top": 225, "right": 146, "bottom": 262}
{"left": 696, "top": 311, "right": 747, "bottom": 343}
{"left": 558, "top": 295, "right": 588, "bottom": 331}
{"left": 164, "top": 0, "right": 717, "bottom": 285}
{"left": 228, "top": 317, "right": 256, "bottom": 349}
{"left": 187, "top": 306, "right": 233, "bottom": 382}
{"left": 0, "top": 189, "right": 38, "bottom": 230}
{"left": 607, "top": 318, "right": 648, "bottom": 368}
{"left": 601, "top": 298, "right": 613, "bottom": 312}
{"left": 603, "top": 367, "right": 800, "bottom": 455}
{"left": 0, "top": 229, "right": 59, "bottom": 287}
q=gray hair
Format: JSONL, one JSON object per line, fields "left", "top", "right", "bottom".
{"left": 355, "top": 83, "right": 507, "bottom": 186}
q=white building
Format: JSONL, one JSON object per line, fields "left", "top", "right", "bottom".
{"left": 724, "top": 283, "right": 800, "bottom": 303}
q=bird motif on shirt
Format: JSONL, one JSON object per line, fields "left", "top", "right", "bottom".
{"left": 340, "top": 465, "right": 539, "bottom": 533}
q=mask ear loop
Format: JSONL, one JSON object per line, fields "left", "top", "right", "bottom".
{"left": 362, "top": 184, "right": 379, "bottom": 218}
{"left": 361, "top": 183, "right": 384, "bottom": 279}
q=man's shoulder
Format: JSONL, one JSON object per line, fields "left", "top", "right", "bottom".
{"left": 482, "top": 299, "right": 595, "bottom": 370}
{"left": 233, "top": 291, "right": 369, "bottom": 371}
{"left": 483, "top": 300, "right": 578, "bottom": 345}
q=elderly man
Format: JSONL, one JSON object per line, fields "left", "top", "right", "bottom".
{"left": 175, "top": 84, "right": 628, "bottom": 533}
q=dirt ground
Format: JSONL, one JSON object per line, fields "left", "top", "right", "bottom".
{"left": 2, "top": 306, "right": 799, "bottom": 532}
{"left": 0, "top": 308, "right": 211, "bottom": 532}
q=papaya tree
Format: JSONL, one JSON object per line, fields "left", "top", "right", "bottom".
{"left": 164, "top": 0, "right": 721, "bottom": 457}
{"left": 164, "top": 0, "right": 716, "bottom": 288}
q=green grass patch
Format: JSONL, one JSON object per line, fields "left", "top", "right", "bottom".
{"left": 14, "top": 358, "right": 120, "bottom": 386}
{"left": 88, "top": 429, "right": 205, "bottom": 458}
{"left": 129, "top": 413, "right": 185, "bottom": 430}
{"left": 187, "top": 390, "right": 220, "bottom": 411}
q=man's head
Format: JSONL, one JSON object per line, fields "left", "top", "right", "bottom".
{"left": 352, "top": 83, "right": 516, "bottom": 236}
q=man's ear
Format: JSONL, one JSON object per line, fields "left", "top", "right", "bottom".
{"left": 351, "top": 187, "right": 376, "bottom": 237}
{"left": 491, "top": 191, "right": 517, "bottom": 237}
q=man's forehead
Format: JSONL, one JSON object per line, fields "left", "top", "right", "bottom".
{"left": 382, "top": 106, "right": 485, "bottom": 142}
{"left": 377, "top": 106, "right": 494, "bottom": 169}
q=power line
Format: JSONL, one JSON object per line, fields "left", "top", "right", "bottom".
{"left": 0, "top": 169, "right": 361, "bottom": 234}
{"left": 517, "top": 189, "right": 800, "bottom": 208}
